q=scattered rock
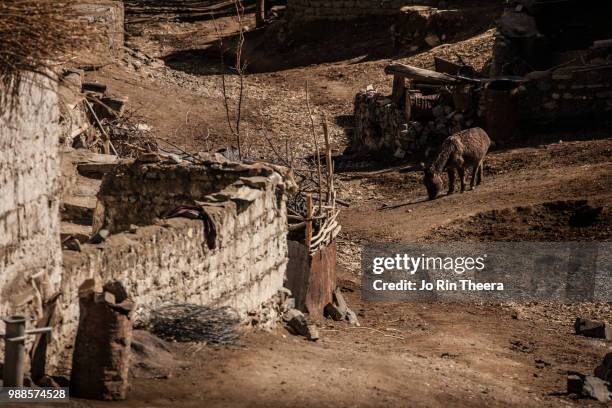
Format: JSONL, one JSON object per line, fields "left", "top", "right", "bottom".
{"left": 284, "top": 309, "right": 320, "bottom": 341}
{"left": 325, "top": 288, "right": 349, "bottom": 321}
{"left": 63, "top": 236, "right": 82, "bottom": 251}
{"left": 345, "top": 307, "right": 360, "bottom": 326}
{"left": 595, "top": 352, "right": 612, "bottom": 382}
{"left": 89, "top": 229, "right": 109, "bottom": 244}
{"left": 136, "top": 152, "right": 162, "bottom": 163}
{"left": 285, "top": 309, "right": 308, "bottom": 336}
{"left": 568, "top": 373, "right": 612, "bottom": 402}
{"left": 50, "top": 376, "right": 70, "bottom": 388}
{"left": 306, "top": 325, "right": 320, "bottom": 342}
{"left": 324, "top": 303, "right": 344, "bottom": 321}
{"left": 535, "top": 359, "right": 551, "bottom": 369}
{"left": 574, "top": 318, "right": 611, "bottom": 339}
{"left": 510, "top": 339, "right": 532, "bottom": 353}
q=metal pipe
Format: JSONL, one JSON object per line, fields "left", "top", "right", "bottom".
{"left": 2, "top": 316, "right": 26, "bottom": 387}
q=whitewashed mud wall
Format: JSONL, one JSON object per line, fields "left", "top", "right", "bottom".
{"left": 0, "top": 75, "right": 62, "bottom": 326}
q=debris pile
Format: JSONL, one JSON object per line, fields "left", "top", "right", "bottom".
{"left": 59, "top": 68, "right": 158, "bottom": 158}
{"left": 150, "top": 303, "right": 241, "bottom": 345}
{"left": 103, "top": 114, "right": 159, "bottom": 158}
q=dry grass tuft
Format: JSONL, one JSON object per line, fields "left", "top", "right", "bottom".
{"left": 0, "top": 0, "right": 94, "bottom": 112}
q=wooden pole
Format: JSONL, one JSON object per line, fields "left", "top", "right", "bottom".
{"left": 256, "top": 0, "right": 265, "bottom": 28}
{"left": 321, "top": 115, "right": 334, "bottom": 209}
{"left": 306, "top": 82, "right": 324, "bottom": 214}
{"left": 305, "top": 194, "right": 313, "bottom": 249}
{"left": 391, "top": 75, "right": 406, "bottom": 106}
{"left": 84, "top": 99, "right": 117, "bottom": 156}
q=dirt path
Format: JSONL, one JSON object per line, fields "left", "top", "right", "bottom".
{"left": 72, "top": 139, "right": 612, "bottom": 408}
{"left": 68, "top": 10, "right": 612, "bottom": 408}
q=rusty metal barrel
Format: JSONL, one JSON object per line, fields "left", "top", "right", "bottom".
{"left": 484, "top": 79, "right": 520, "bottom": 146}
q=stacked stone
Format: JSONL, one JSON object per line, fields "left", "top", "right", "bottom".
{"left": 518, "top": 62, "right": 612, "bottom": 125}
{"left": 353, "top": 89, "right": 404, "bottom": 158}
{"left": 286, "top": 0, "right": 436, "bottom": 23}
{"left": 392, "top": 6, "right": 493, "bottom": 52}
{"left": 353, "top": 87, "right": 473, "bottom": 160}
{"left": 55, "top": 159, "right": 296, "bottom": 371}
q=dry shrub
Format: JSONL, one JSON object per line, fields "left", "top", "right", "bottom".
{"left": 0, "top": 0, "right": 94, "bottom": 112}
{"left": 102, "top": 111, "right": 159, "bottom": 158}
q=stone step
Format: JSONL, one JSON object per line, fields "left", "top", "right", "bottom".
{"left": 62, "top": 147, "right": 123, "bottom": 180}
{"left": 74, "top": 175, "right": 102, "bottom": 197}
{"left": 60, "top": 221, "right": 92, "bottom": 244}
{"left": 61, "top": 195, "right": 97, "bottom": 225}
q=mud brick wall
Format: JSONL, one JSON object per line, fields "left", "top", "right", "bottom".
{"left": 0, "top": 75, "right": 62, "bottom": 327}
{"left": 53, "top": 161, "right": 295, "bottom": 370}
{"left": 286, "top": 0, "right": 436, "bottom": 22}
{"left": 73, "top": 0, "right": 124, "bottom": 64}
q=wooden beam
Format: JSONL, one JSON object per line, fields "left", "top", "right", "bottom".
{"left": 384, "top": 62, "right": 468, "bottom": 85}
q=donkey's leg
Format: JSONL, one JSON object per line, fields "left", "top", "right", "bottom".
{"left": 477, "top": 160, "right": 484, "bottom": 185}
{"left": 447, "top": 169, "right": 456, "bottom": 195}
{"left": 470, "top": 164, "right": 478, "bottom": 190}
{"left": 458, "top": 167, "right": 466, "bottom": 192}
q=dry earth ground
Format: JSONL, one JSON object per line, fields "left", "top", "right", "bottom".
{"left": 50, "top": 7, "right": 612, "bottom": 408}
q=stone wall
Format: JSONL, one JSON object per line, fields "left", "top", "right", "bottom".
{"left": 392, "top": 5, "right": 498, "bottom": 52}
{"left": 0, "top": 75, "right": 62, "bottom": 327}
{"left": 286, "top": 0, "right": 436, "bottom": 22}
{"left": 519, "top": 64, "right": 612, "bottom": 125}
{"left": 73, "top": 0, "right": 124, "bottom": 65}
{"left": 353, "top": 87, "right": 473, "bottom": 159}
{"left": 52, "top": 159, "right": 296, "bottom": 370}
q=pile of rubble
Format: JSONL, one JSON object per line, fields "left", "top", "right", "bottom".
{"left": 392, "top": 5, "right": 497, "bottom": 53}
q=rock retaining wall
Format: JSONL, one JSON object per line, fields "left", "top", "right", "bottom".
{"left": 53, "top": 159, "right": 296, "bottom": 370}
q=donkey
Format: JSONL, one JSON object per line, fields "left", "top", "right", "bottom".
{"left": 423, "top": 127, "right": 491, "bottom": 200}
